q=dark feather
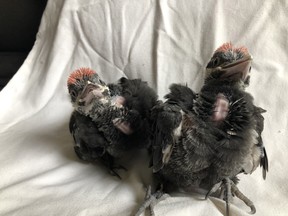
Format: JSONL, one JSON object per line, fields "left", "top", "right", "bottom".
{"left": 150, "top": 101, "right": 182, "bottom": 172}
{"left": 68, "top": 76, "right": 158, "bottom": 176}
{"left": 165, "top": 84, "right": 196, "bottom": 112}
{"left": 69, "top": 111, "right": 108, "bottom": 161}
{"left": 118, "top": 77, "right": 158, "bottom": 119}
{"left": 136, "top": 44, "right": 268, "bottom": 215}
{"left": 261, "top": 146, "right": 269, "bottom": 179}
{"left": 254, "top": 105, "right": 268, "bottom": 179}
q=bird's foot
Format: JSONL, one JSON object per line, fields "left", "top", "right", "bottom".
{"left": 134, "top": 185, "right": 169, "bottom": 216}
{"left": 231, "top": 182, "right": 256, "bottom": 214}
{"left": 206, "top": 178, "right": 233, "bottom": 216}
{"left": 109, "top": 164, "right": 127, "bottom": 179}
{"left": 206, "top": 178, "right": 256, "bottom": 215}
{"left": 100, "top": 155, "right": 127, "bottom": 179}
{"left": 205, "top": 181, "right": 223, "bottom": 199}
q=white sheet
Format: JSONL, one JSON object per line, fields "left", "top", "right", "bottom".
{"left": 1, "top": 0, "right": 287, "bottom": 215}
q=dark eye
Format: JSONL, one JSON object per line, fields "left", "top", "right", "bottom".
{"left": 70, "top": 90, "right": 77, "bottom": 98}
{"left": 99, "top": 79, "right": 105, "bottom": 85}
{"left": 212, "top": 57, "right": 220, "bottom": 67}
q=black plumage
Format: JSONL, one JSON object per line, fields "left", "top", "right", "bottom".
{"left": 136, "top": 43, "right": 268, "bottom": 216}
{"left": 67, "top": 68, "right": 158, "bottom": 177}
{"left": 69, "top": 111, "right": 121, "bottom": 174}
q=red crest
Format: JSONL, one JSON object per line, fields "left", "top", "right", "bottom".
{"left": 67, "top": 68, "right": 96, "bottom": 85}
{"left": 215, "top": 42, "right": 249, "bottom": 55}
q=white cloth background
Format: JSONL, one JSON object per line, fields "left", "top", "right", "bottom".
{"left": 0, "top": 0, "right": 287, "bottom": 215}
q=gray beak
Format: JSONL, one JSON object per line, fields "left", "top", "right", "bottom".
{"left": 219, "top": 55, "right": 253, "bottom": 81}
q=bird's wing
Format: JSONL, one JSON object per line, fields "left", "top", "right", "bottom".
{"left": 165, "top": 83, "right": 196, "bottom": 112}
{"left": 69, "top": 111, "right": 108, "bottom": 160}
{"left": 69, "top": 111, "right": 81, "bottom": 146}
{"left": 150, "top": 100, "right": 183, "bottom": 172}
{"left": 253, "top": 106, "right": 268, "bottom": 179}
{"left": 151, "top": 84, "right": 196, "bottom": 172}
{"left": 109, "top": 77, "right": 158, "bottom": 134}
{"left": 242, "top": 105, "right": 268, "bottom": 179}
{"left": 118, "top": 77, "right": 158, "bottom": 115}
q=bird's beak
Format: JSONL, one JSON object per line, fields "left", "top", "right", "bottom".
{"left": 78, "top": 82, "right": 109, "bottom": 106}
{"left": 219, "top": 55, "right": 253, "bottom": 81}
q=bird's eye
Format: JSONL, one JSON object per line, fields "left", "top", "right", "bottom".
{"left": 99, "top": 79, "right": 105, "bottom": 85}
{"left": 212, "top": 57, "right": 220, "bottom": 67}
{"left": 249, "top": 66, "right": 252, "bottom": 72}
{"left": 70, "top": 90, "right": 77, "bottom": 98}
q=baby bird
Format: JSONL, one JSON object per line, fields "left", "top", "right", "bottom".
{"left": 136, "top": 43, "right": 268, "bottom": 216}
{"left": 67, "top": 68, "right": 158, "bottom": 177}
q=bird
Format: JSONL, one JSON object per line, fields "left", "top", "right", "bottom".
{"left": 203, "top": 42, "right": 268, "bottom": 181}
{"left": 135, "top": 42, "right": 268, "bottom": 216}
{"left": 67, "top": 68, "right": 158, "bottom": 177}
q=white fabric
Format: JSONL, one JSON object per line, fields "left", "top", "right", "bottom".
{"left": 0, "top": 0, "right": 287, "bottom": 215}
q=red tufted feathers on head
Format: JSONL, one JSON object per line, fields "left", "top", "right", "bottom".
{"left": 67, "top": 68, "right": 96, "bottom": 85}
{"left": 215, "top": 42, "right": 233, "bottom": 53}
{"left": 234, "top": 46, "right": 249, "bottom": 56}
{"left": 215, "top": 42, "right": 249, "bottom": 55}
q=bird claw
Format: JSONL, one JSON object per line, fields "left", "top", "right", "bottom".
{"left": 109, "top": 164, "right": 127, "bottom": 179}
{"left": 206, "top": 178, "right": 256, "bottom": 215}
{"left": 134, "top": 185, "right": 169, "bottom": 216}
{"left": 231, "top": 182, "right": 256, "bottom": 214}
{"left": 206, "top": 178, "right": 232, "bottom": 216}
{"left": 205, "top": 181, "right": 223, "bottom": 199}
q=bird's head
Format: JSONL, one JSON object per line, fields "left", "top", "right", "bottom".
{"left": 67, "top": 68, "right": 110, "bottom": 110}
{"left": 205, "top": 42, "right": 252, "bottom": 85}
